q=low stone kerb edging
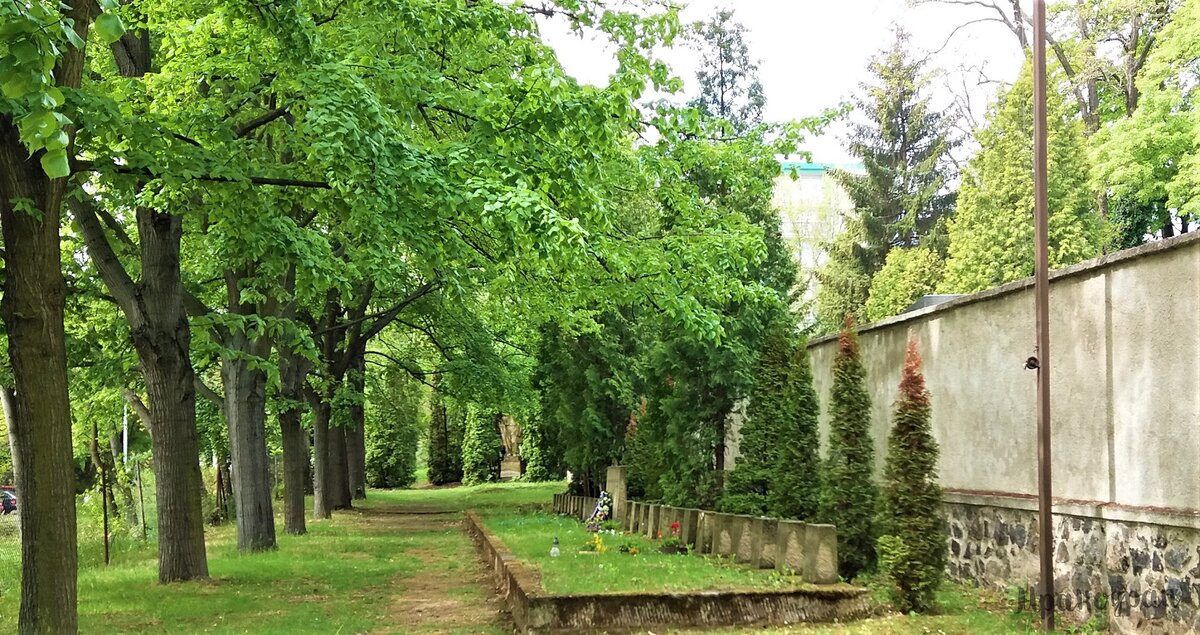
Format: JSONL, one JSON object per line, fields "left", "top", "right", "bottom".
{"left": 465, "top": 511, "right": 869, "bottom": 633}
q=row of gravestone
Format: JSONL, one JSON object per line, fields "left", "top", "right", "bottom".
{"left": 551, "top": 493, "right": 839, "bottom": 584}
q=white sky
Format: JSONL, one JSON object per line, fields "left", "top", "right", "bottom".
{"left": 541, "top": 0, "right": 1029, "bottom": 163}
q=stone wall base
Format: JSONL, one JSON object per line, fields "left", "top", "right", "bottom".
{"left": 945, "top": 495, "right": 1200, "bottom": 634}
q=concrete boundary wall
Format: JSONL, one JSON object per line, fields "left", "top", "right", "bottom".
{"left": 801, "top": 232, "right": 1200, "bottom": 633}
{"left": 806, "top": 231, "right": 1200, "bottom": 510}
{"left": 466, "top": 511, "right": 869, "bottom": 633}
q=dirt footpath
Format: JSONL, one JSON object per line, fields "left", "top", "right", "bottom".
{"left": 359, "top": 505, "right": 511, "bottom": 635}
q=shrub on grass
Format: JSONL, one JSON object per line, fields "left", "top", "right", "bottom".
{"left": 520, "top": 416, "right": 565, "bottom": 481}
{"left": 364, "top": 364, "right": 424, "bottom": 488}
{"left": 768, "top": 340, "right": 821, "bottom": 520}
{"left": 877, "top": 339, "right": 945, "bottom": 612}
{"left": 462, "top": 411, "right": 504, "bottom": 486}
{"left": 818, "top": 314, "right": 878, "bottom": 579}
{"left": 721, "top": 329, "right": 791, "bottom": 511}
{"left": 716, "top": 492, "right": 769, "bottom": 515}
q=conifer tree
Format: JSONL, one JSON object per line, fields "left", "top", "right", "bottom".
{"left": 364, "top": 365, "right": 424, "bottom": 488}
{"left": 834, "top": 30, "right": 956, "bottom": 268}
{"left": 941, "top": 60, "right": 1102, "bottom": 293}
{"left": 690, "top": 8, "right": 766, "bottom": 134}
{"left": 877, "top": 339, "right": 946, "bottom": 613}
{"left": 462, "top": 411, "right": 504, "bottom": 486}
{"left": 520, "top": 417, "right": 565, "bottom": 482}
{"left": 426, "top": 385, "right": 464, "bottom": 485}
{"left": 768, "top": 341, "right": 822, "bottom": 520}
{"left": 863, "top": 246, "right": 944, "bottom": 322}
{"left": 721, "top": 329, "right": 793, "bottom": 514}
{"left": 819, "top": 315, "right": 878, "bottom": 578}
{"left": 816, "top": 31, "right": 956, "bottom": 331}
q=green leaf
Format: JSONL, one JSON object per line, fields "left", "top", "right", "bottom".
{"left": 94, "top": 13, "right": 125, "bottom": 45}
{"left": 12, "top": 40, "right": 40, "bottom": 64}
{"left": 1, "top": 74, "right": 33, "bottom": 100}
{"left": 63, "top": 22, "right": 85, "bottom": 49}
{"left": 40, "top": 149, "right": 70, "bottom": 179}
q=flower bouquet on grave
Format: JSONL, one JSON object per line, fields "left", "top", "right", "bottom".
{"left": 585, "top": 491, "right": 613, "bottom": 532}
{"left": 657, "top": 522, "right": 687, "bottom": 555}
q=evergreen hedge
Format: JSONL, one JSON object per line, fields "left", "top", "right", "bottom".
{"left": 520, "top": 416, "right": 565, "bottom": 482}
{"left": 719, "top": 326, "right": 822, "bottom": 521}
{"left": 720, "top": 329, "right": 792, "bottom": 515}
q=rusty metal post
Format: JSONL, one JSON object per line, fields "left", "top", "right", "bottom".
{"left": 1032, "top": 0, "right": 1055, "bottom": 630}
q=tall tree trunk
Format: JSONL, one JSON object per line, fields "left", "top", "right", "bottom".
{"left": 71, "top": 9, "right": 211, "bottom": 580}
{"left": 219, "top": 456, "right": 234, "bottom": 521}
{"left": 346, "top": 352, "right": 367, "bottom": 500}
{"left": 75, "top": 201, "right": 211, "bottom": 581}
{"left": 346, "top": 419, "right": 366, "bottom": 500}
{"left": 213, "top": 453, "right": 227, "bottom": 523}
{"left": 278, "top": 347, "right": 308, "bottom": 535}
{"left": 310, "top": 292, "right": 344, "bottom": 516}
{"left": 88, "top": 425, "right": 119, "bottom": 531}
{"left": 136, "top": 208, "right": 210, "bottom": 580}
{"left": 329, "top": 416, "right": 352, "bottom": 510}
{"left": 304, "top": 432, "right": 314, "bottom": 495}
{"left": 0, "top": 141, "right": 79, "bottom": 634}
{"left": 0, "top": 1, "right": 92, "bottom": 622}
{"left": 310, "top": 396, "right": 332, "bottom": 519}
{"left": 221, "top": 349, "right": 277, "bottom": 551}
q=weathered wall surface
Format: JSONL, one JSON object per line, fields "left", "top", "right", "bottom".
{"left": 802, "top": 232, "right": 1200, "bottom": 632}
{"left": 807, "top": 232, "right": 1200, "bottom": 510}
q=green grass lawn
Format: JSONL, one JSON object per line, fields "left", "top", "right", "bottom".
{"left": 366, "top": 480, "right": 563, "bottom": 514}
{"left": 0, "top": 482, "right": 567, "bottom": 634}
{"left": 0, "top": 481, "right": 1103, "bottom": 634}
{"left": 482, "top": 510, "right": 817, "bottom": 595}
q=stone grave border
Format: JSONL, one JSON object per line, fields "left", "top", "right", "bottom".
{"left": 552, "top": 493, "right": 841, "bottom": 584}
{"left": 465, "top": 512, "right": 868, "bottom": 633}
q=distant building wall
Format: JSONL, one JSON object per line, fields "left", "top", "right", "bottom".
{"left": 773, "top": 162, "right": 857, "bottom": 311}
{"left": 804, "top": 232, "right": 1200, "bottom": 633}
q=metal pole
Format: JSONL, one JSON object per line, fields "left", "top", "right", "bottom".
{"left": 135, "top": 459, "right": 147, "bottom": 540}
{"left": 1032, "top": 0, "right": 1055, "bottom": 630}
{"left": 94, "top": 420, "right": 110, "bottom": 566}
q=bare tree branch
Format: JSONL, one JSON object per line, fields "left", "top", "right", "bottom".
{"left": 194, "top": 377, "right": 225, "bottom": 409}
{"left": 122, "top": 389, "right": 153, "bottom": 439}
{"left": 234, "top": 106, "right": 290, "bottom": 138}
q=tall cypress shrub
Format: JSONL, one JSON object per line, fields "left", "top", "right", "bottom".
{"left": 462, "top": 411, "right": 503, "bottom": 486}
{"left": 768, "top": 341, "right": 822, "bottom": 520}
{"left": 819, "top": 315, "right": 878, "bottom": 578}
{"left": 426, "top": 388, "right": 464, "bottom": 485}
{"left": 720, "top": 329, "right": 793, "bottom": 515}
{"left": 877, "top": 339, "right": 945, "bottom": 612}
{"left": 520, "top": 416, "right": 565, "bottom": 482}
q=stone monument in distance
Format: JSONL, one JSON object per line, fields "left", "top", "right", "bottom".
{"left": 499, "top": 415, "right": 523, "bottom": 481}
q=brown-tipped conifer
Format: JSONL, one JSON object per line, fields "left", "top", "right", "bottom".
{"left": 877, "top": 338, "right": 945, "bottom": 612}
